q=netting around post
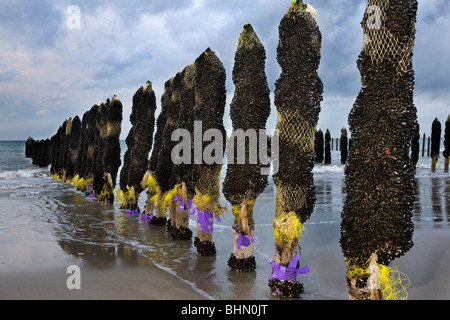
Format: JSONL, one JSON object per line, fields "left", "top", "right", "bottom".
{"left": 184, "top": 63, "right": 196, "bottom": 90}
{"left": 204, "top": 50, "right": 223, "bottom": 73}
{"left": 362, "top": 0, "right": 415, "bottom": 74}
{"left": 194, "top": 165, "right": 222, "bottom": 214}
{"left": 275, "top": 181, "right": 308, "bottom": 216}
{"left": 277, "top": 110, "right": 315, "bottom": 153}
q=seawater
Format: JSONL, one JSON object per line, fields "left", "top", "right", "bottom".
{"left": 0, "top": 140, "right": 449, "bottom": 299}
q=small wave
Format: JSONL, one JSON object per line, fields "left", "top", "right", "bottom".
{"left": 0, "top": 168, "right": 47, "bottom": 179}
{"left": 313, "top": 165, "right": 344, "bottom": 174}
{"left": 152, "top": 260, "right": 215, "bottom": 300}
{"left": 9, "top": 191, "right": 40, "bottom": 198}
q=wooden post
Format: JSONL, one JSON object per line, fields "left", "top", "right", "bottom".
{"left": 270, "top": 1, "right": 322, "bottom": 298}
{"left": 431, "top": 118, "right": 441, "bottom": 172}
{"left": 341, "top": 0, "right": 418, "bottom": 300}
{"left": 444, "top": 115, "right": 449, "bottom": 172}
{"left": 422, "top": 133, "right": 426, "bottom": 158}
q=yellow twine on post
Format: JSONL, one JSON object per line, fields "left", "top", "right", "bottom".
{"left": 347, "top": 266, "right": 369, "bottom": 280}
{"left": 102, "top": 184, "right": 113, "bottom": 197}
{"left": 150, "top": 191, "right": 159, "bottom": 206}
{"left": 231, "top": 205, "right": 240, "bottom": 220}
{"left": 116, "top": 186, "right": 133, "bottom": 208}
{"left": 273, "top": 211, "right": 304, "bottom": 244}
{"left": 161, "top": 186, "right": 180, "bottom": 214}
{"left": 194, "top": 189, "right": 225, "bottom": 217}
{"left": 345, "top": 259, "right": 411, "bottom": 300}
{"left": 379, "top": 265, "right": 411, "bottom": 300}
{"left": 141, "top": 171, "right": 159, "bottom": 197}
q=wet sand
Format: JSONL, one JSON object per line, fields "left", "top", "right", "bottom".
{"left": 0, "top": 210, "right": 207, "bottom": 300}
{"left": 0, "top": 241, "right": 207, "bottom": 300}
{"left": 1, "top": 215, "right": 449, "bottom": 300}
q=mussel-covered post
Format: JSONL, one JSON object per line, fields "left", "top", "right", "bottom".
{"left": 170, "top": 64, "right": 196, "bottom": 240}
{"left": 340, "top": 0, "right": 418, "bottom": 300}
{"left": 72, "top": 111, "right": 90, "bottom": 193}
{"left": 269, "top": 1, "right": 322, "bottom": 298}
{"left": 444, "top": 115, "right": 450, "bottom": 172}
{"left": 118, "top": 82, "right": 156, "bottom": 212}
{"left": 223, "top": 24, "right": 271, "bottom": 272}
{"left": 192, "top": 48, "right": 227, "bottom": 256}
{"left": 431, "top": 118, "right": 441, "bottom": 172}
{"left": 144, "top": 82, "right": 170, "bottom": 225}
{"left": 156, "top": 76, "right": 186, "bottom": 230}
{"left": 92, "top": 97, "right": 122, "bottom": 204}
{"left": 150, "top": 79, "right": 177, "bottom": 225}
{"left": 65, "top": 116, "right": 81, "bottom": 182}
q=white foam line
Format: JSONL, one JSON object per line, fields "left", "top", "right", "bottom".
{"left": 152, "top": 261, "right": 216, "bottom": 300}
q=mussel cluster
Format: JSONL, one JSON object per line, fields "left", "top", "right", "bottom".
{"left": 340, "top": 1, "right": 418, "bottom": 297}
{"left": 223, "top": 24, "right": 271, "bottom": 271}
{"left": 26, "top": 96, "right": 123, "bottom": 204}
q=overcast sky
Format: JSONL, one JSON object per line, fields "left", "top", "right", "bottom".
{"left": 0, "top": 0, "right": 448, "bottom": 141}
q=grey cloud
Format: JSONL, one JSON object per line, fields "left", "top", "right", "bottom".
{"left": 0, "top": 0, "right": 62, "bottom": 48}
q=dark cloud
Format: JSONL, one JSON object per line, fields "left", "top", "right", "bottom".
{"left": 0, "top": 0, "right": 62, "bottom": 48}
{"left": 0, "top": 0, "right": 448, "bottom": 140}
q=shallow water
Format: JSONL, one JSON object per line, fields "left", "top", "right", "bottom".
{"left": 0, "top": 140, "right": 449, "bottom": 300}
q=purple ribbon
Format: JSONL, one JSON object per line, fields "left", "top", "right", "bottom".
{"left": 192, "top": 208, "right": 221, "bottom": 232}
{"left": 173, "top": 194, "right": 193, "bottom": 212}
{"left": 236, "top": 233, "right": 256, "bottom": 249}
{"left": 269, "top": 254, "right": 310, "bottom": 281}
{"left": 140, "top": 212, "right": 152, "bottom": 219}
{"left": 126, "top": 209, "right": 140, "bottom": 215}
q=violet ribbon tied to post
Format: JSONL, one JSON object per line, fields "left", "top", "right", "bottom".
{"left": 236, "top": 233, "right": 256, "bottom": 249}
{"left": 173, "top": 194, "right": 194, "bottom": 212}
{"left": 126, "top": 209, "right": 140, "bottom": 215}
{"left": 269, "top": 254, "right": 310, "bottom": 281}
{"left": 140, "top": 212, "right": 152, "bottom": 219}
{"left": 192, "top": 207, "right": 222, "bottom": 232}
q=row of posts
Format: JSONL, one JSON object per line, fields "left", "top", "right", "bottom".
{"left": 317, "top": 131, "right": 448, "bottom": 172}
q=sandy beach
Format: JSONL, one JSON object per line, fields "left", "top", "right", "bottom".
{"left": 0, "top": 233, "right": 207, "bottom": 300}
{"left": 1, "top": 194, "right": 449, "bottom": 301}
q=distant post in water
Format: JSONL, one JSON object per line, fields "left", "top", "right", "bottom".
{"left": 444, "top": 115, "right": 450, "bottom": 172}
{"left": 340, "top": 127, "right": 348, "bottom": 165}
{"left": 315, "top": 129, "right": 324, "bottom": 163}
{"left": 325, "top": 129, "right": 331, "bottom": 164}
{"left": 431, "top": 118, "right": 441, "bottom": 172}
{"left": 421, "top": 133, "right": 426, "bottom": 158}
{"left": 411, "top": 123, "right": 420, "bottom": 166}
